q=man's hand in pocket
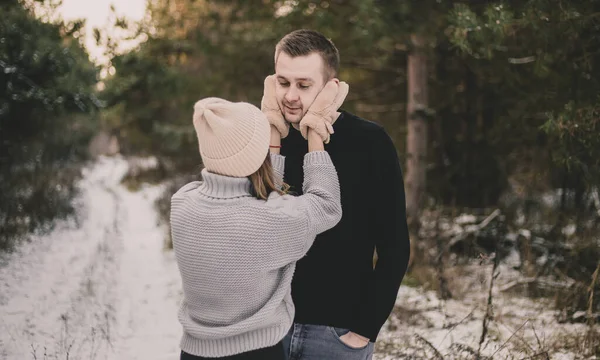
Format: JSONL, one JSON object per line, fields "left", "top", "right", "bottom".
{"left": 339, "top": 331, "right": 369, "bottom": 348}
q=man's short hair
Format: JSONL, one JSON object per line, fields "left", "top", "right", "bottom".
{"left": 275, "top": 29, "right": 340, "bottom": 80}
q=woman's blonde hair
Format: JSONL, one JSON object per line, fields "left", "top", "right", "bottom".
{"left": 248, "top": 154, "right": 290, "bottom": 200}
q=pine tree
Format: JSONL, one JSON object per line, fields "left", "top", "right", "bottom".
{"left": 0, "top": 0, "right": 99, "bottom": 249}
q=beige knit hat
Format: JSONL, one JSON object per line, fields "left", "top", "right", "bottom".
{"left": 193, "top": 97, "right": 270, "bottom": 177}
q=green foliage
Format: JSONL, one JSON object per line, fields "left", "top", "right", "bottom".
{"left": 446, "top": 0, "right": 600, "bottom": 202}
{"left": 541, "top": 102, "right": 600, "bottom": 182}
{"left": 448, "top": 3, "right": 513, "bottom": 59}
{"left": 100, "top": 38, "right": 200, "bottom": 170}
{"left": 0, "top": 0, "right": 99, "bottom": 249}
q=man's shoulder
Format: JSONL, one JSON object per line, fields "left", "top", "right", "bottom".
{"left": 340, "top": 110, "right": 381, "bottom": 129}
{"left": 339, "top": 110, "right": 389, "bottom": 140}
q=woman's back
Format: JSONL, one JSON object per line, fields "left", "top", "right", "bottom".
{"left": 171, "top": 176, "right": 302, "bottom": 329}
{"left": 171, "top": 153, "right": 341, "bottom": 357}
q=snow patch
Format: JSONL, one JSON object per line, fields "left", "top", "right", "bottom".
{"left": 0, "top": 155, "right": 182, "bottom": 360}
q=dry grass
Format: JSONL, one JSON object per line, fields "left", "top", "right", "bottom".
{"left": 376, "top": 255, "right": 600, "bottom": 359}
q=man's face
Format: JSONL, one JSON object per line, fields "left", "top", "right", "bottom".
{"left": 275, "top": 52, "right": 326, "bottom": 124}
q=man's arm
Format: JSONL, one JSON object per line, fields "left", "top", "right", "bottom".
{"left": 353, "top": 126, "right": 411, "bottom": 342}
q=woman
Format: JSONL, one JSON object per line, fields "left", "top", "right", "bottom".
{"left": 170, "top": 96, "right": 342, "bottom": 359}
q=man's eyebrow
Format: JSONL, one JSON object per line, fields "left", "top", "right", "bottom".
{"left": 276, "top": 75, "right": 314, "bottom": 82}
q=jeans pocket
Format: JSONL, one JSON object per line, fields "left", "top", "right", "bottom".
{"left": 328, "top": 327, "right": 370, "bottom": 351}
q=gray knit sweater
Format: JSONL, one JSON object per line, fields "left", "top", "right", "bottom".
{"left": 170, "top": 151, "right": 341, "bottom": 357}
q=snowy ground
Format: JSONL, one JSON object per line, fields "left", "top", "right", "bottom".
{"left": 0, "top": 156, "right": 596, "bottom": 360}
{"left": 375, "top": 283, "right": 594, "bottom": 359}
{"left": 0, "top": 156, "right": 182, "bottom": 360}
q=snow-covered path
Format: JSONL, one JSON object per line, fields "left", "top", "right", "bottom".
{"left": 0, "top": 156, "right": 182, "bottom": 360}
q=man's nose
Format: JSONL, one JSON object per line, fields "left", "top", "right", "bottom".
{"left": 284, "top": 87, "right": 299, "bottom": 102}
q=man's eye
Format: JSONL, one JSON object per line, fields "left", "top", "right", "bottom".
{"left": 299, "top": 84, "right": 310, "bottom": 89}
{"left": 279, "top": 82, "right": 290, "bottom": 87}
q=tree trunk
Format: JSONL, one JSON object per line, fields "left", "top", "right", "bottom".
{"left": 405, "top": 34, "right": 429, "bottom": 225}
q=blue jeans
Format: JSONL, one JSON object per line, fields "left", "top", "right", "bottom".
{"left": 283, "top": 324, "right": 374, "bottom": 360}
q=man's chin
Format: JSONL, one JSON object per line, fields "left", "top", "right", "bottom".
{"left": 284, "top": 116, "right": 302, "bottom": 124}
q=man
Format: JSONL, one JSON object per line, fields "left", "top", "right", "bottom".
{"left": 262, "top": 29, "right": 410, "bottom": 359}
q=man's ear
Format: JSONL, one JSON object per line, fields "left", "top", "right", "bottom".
{"left": 332, "top": 78, "right": 340, "bottom": 84}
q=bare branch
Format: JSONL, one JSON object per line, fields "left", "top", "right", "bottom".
{"left": 447, "top": 209, "right": 501, "bottom": 248}
{"left": 478, "top": 252, "right": 500, "bottom": 356}
{"left": 30, "top": 344, "right": 38, "bottom": 360}
{"left": 414, "top": 333, "right": 444, "bottom": 360}
{"left": 437, "top": 305, "right": 478, "bottom": 348}
{"left": 498, "top": 277, "right": 572, "bottom": 293}
{"left": 518, "top": 351, "right": 551, "bottom": 360}
{"left": 491, "top": 320, "right": 530, "bottom": 357}
{"left": 508, "top": 56, "right": 536, "bottom": 64}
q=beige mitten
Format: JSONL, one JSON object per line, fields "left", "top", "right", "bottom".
{"left": 324, "top": 80, "right": 349, "bottom": 130}
{"left": 261, "top": 75, "right": 289, "bottom": 138}
{"left": 299, "top": 80, "right": 349, "bottom": 143}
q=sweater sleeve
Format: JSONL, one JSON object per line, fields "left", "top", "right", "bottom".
{"left": 352, "top": 128, "right": 411, "bottom": 342}
{"left": 262, "top": 151, "right": 342, "bottom": 265}
{"left": 300, "top": 151, "right": 343, "bottom": 239}
{"left": 270, "top": 153, "right": 285, "bottom": 190}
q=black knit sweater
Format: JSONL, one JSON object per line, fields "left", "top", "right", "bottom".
{"left": 281, "top": 110, "right": 411, "bottom": 342}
